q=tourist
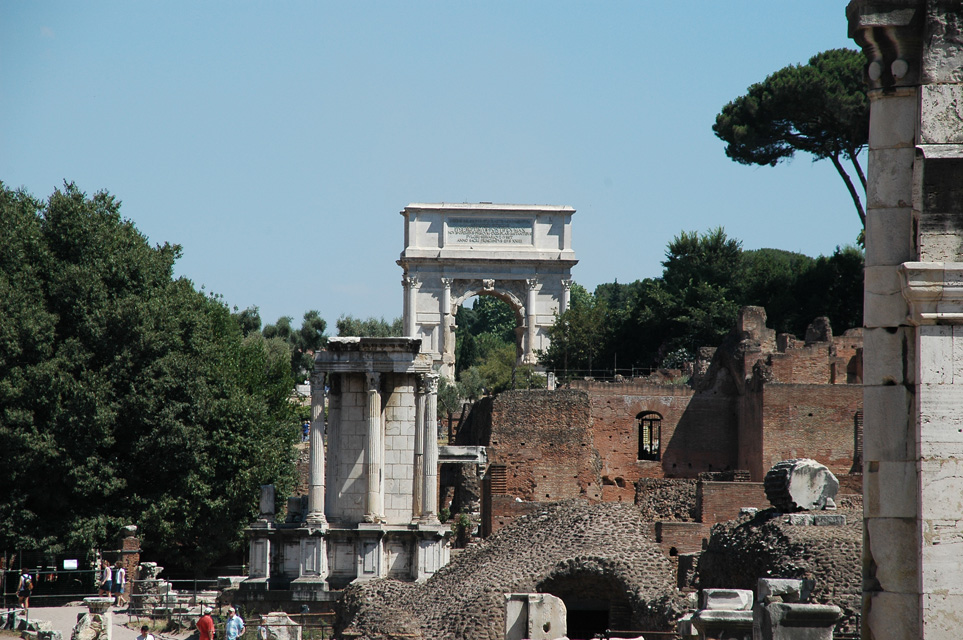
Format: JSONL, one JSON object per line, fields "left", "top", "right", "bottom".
{"left": 225, "top": 607, "right": 245, "bottom": 640}
{"left": 256, "top": 621, "right": 268, "bottom": 640}
{"left": 137, "top": 625, "right": 154, "bottom": 640}
{"left": 112, "top": 562, "right": 126, "bottom": 607}
{"left": 97, "top": 560, "right": 112, "bottom": 597}
{"left": 17, "top": 571, "right": 33, "bottom": 610}
{"left": 197, "top": 607, "right": 215, "bottom": 640}
{"left": 301, "top": 421, "right": 310, "bottom": 443}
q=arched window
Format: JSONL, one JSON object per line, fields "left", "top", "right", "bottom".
{"left": 637, "top": 411, "right": 662, "bottom": 461}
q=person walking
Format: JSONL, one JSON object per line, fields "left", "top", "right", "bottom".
{"left": 197, "top": 607, "right": 215, "bottom": 640}
{"left": 97, "top": 560, "right": 112, "bottom": 597}
{"left": 136, "top": 625, "right": 154, "bottom": 640}
{"left": 225, "top": 607, "right": 245, "bottom": 640}
{"left": 112, "top": 563, "right": 127, "bottom": 607}
{"left": 17, "top": 571, "right": 33, "bottom": 610}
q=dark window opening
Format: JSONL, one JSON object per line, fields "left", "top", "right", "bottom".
{"left": 637, "top": 412, "right": 661, "bottom": 461}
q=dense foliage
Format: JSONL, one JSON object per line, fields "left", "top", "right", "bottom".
{"left": 336, "top": 315, "right": 403, "bottom": 337}
{"left": 538, "top": 228, "right": 863, "bottom": 378}
{"left": 714, "top": 48, "right": 869, "bottom": 226}
{"left": 0, "top": 183, "right": 299, "bottom": 572}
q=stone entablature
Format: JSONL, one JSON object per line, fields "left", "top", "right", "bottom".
{"left": 398, "top": 203, "right": 577, "bottom": 377}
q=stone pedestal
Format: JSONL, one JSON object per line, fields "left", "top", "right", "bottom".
{"left": 505, "top": 593, "right": 567, "bottom": 640}
{"left": 753, "top": 603, "right": 841, "bottom": 640}
{"left": 691, "top": 609, "right": 753, "bottom": 640}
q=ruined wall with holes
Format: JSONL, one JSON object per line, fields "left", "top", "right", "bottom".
{"left": 570, "top": 379, "right": 739, "bottom": 490}
{"left": 335, "top": 501, "right": 687, "bottom": 640}
{"left": 697, "top": 508, "right": 862, "bottom": 636}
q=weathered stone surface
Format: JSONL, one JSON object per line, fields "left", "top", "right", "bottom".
{"left": 504, "top": 593, "right": 566, "bottom": 640}
{"left": 260, "top": 612, "right": 301, "bottom": 640}
{"left": 755, "top": 602, "right": 841, "bottom": 640}
{"left": 335, "top": 501, "right": 685, "bottom": 640}
{"left": 70, "top": 614, "right": 107, "bottom": 640}
{"left": 812, "top": 514, "right": 846, "bottom": 526}
{"left": 764, "top": 459, "right": 839, "bottom": 512}
{"left": 757, "top": 578, "right": 813, "bottom": 604}
{"left": 698, "top": 507, "right": 861, "bottom": 636}
{"left": 700, "top": 588, "right": 753, "bottom": 611}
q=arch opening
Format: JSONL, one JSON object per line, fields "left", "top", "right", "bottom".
{"left": 538, "top": 571, "right": 632, "bottom": 640}
{"left": 636, "top": 411, "right": 662, "bottom": 461}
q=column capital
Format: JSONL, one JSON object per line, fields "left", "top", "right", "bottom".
{"left": 847, "top": 0, "right": 923, "bottom": 91}
{"left": 440, "top": 277, "right": 453, "bottom": 288}
{"left": 561, "top": 278, "right": 573, "bottom": 291}
{"left": 365, "top": 371, "right": 381, "bottom": 389}
{"left": 526, "top": 277, "right": 539, "bottom": 290}
{"left": 423, "top": 372, "right": 439, "bottom": 394}
{"left": 900, "top": 261, "right": 963, "bottom": 325}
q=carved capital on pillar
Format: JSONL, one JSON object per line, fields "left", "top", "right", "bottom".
{"left": 440, "top": 277, "right": 453, "bottom": 289}
{"left": 405, "top": 275, "right": 422, "bottom": 290}
{"left": 900, "top": 262, "right": 963, "bottom": 325}
{"left": 847, "top": 0, "right": 923, "bottom": 91}
{"left": 366, "top": 371, "right": 381, "bottom": 390}
{"left": 423, "top": 373, "right": 439, "bottom": 394}
{"left": 561, "top": 279, "right": 573, "bottom": 291}
{"left": 526, "top": 278, "right": 539, "bottom": 291}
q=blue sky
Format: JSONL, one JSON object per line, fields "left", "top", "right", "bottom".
{"left": 1, "top": 2, "right": 862, "bottom": 332}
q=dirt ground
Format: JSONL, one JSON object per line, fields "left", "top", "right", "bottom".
{"left": 15, "top": 606, "right": 193, "bottom": 640}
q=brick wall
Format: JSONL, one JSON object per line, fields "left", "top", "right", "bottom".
{"left": 696, "top": 481, "right": 769, "bottom": 525}
{"left": 654, "top": 521, "right": 711, "bottom": 555}
{"left": 758, "top": 384, "right": 861, "bottom": 478}
{"left": 573, "top": 380, "right": 737, "bottom": 482}
{"left": 484, "top": 390, "right": 599, "bottom": 533}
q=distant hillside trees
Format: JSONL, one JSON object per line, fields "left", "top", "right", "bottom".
{"left": 539, "top": 228, "right": 863, "bottom": 378}
{"left": 0, "top": 182, "right": 298, "bottom": 572}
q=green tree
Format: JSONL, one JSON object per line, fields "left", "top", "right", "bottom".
{"left": 713, "top": 48, "right": 869, "bottom": 226}
{"left": 0, "top": 182, "right": 298, "bottom": 572}
{"left": 336, "top": 315, "right": 403, "bottom": 337}
{"left": 234, "top": 306, "right": 262, "bottom": 337}
{"left": 264, "top": 311, "right": 327, "bottom": 380}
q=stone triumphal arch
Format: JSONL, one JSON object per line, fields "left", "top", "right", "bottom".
{"left": 397, "top": 203, "right": 577, "bottom": 378}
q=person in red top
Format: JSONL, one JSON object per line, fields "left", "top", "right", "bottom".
{"left": 197, "top": 607, "right": 215, "bottom": 640}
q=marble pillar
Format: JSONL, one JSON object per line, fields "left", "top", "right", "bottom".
{"left": 307, "top": 375, "right": 327, "bottom": 525}
{"left": 422, "top": 373, "right": 440, "bottom": 523}
{"left": 365, "top": 372, "right": 383, "bottom": 523}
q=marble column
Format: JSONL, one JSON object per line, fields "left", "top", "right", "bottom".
{"left": 525, "top": 278, "right": 538, "bottom": 364}
{"left": 440, "top": 277, "right": 453, "bottom": 359}
{"left": 422, "top": 373, "right": 440, "bottom": 523}
{"left": 404, "top": 275, "right": 420, "bottom": 338}
{"left": 307, "top": 374, "right": 327, "bottom": 525}
{"left": 365, "top": 372, "right": 383, "bottom": 523}
{"left": 412, "top": 374, "right": 426, "bottom": 520}
{"left": 325, "top": 374, "right": 341, "bottom": 517}
{"left": 560, "top": 279, "right": 572, "bottom": 315}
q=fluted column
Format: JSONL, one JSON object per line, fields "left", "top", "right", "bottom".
{"left": 364, "top": 372, "right": 383, "bottom": 523}
{"left": 422, "top": 374, "right": 440, "bottom": 523}
{"left": 524, "top": 278, "right": 538, "bottom": 364}
{"left": 404, "top": 276, "right": 420, "bottom": 338}
{"left": 412, "top": 374, "right": 426, "bottom": 520}
{"left": 560, "top": 279, "right": 572, "bottom": 315}
{"left": 306, "top": 374, "right": 327, "bottom": 525}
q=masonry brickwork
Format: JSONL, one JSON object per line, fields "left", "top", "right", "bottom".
{"left": 335, "top": 501, "right": 686, "bottom": 640}
{"left": 469, "top": 308, "right": 863, "bottom": 535}
{"left": 698, "top": 508, "right": 862, "bottom": 636}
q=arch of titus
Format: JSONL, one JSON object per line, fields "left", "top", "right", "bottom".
{"left": 397, "top": 203, "right": 577, "bottom": 377}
